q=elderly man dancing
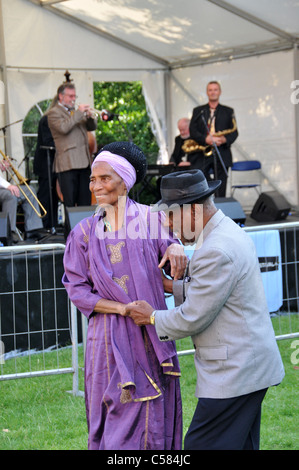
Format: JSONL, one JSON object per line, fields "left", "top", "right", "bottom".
{"left": 126, "top": 169, "right": 284, "bottom": 450}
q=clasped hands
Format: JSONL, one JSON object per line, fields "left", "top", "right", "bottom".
{"left": 125, "top": 243, "right": 187, "bottom": 326}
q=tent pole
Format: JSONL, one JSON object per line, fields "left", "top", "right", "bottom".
{"left": 293, "top": 46, "right": 299, "bottom": 210}
{"left": 0, "top": 0, "right": 11, "bottom": 156}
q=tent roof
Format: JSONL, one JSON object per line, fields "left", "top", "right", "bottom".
{"left": 29, "top": 0, "right": 299, "bottom": 68}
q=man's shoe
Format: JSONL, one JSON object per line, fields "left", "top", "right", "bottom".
{"left": 25, "top": 229, "right": 49, "bottom": 241}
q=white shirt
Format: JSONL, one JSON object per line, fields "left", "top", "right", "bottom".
{"left": 0, "top": 172, "right": 10, "bottom": 189}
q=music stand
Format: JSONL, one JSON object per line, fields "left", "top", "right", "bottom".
{"left": 40, "top": 145, "right": 56, "bottom": 235}
{"left": 0, "top": 119, "right": 23, "bottom": 154}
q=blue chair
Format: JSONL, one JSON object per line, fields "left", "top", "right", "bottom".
{"left": 230, "top": 160, "right": 262, "bottom": 196}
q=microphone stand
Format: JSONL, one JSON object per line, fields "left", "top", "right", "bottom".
{"left": 0, "top": 119, "right": 23, "bottom": 154}
{"left": 40, "top": 145, "right": 56, "bottom": 235}
{"left": 200, "top": 112, "right": 228, "bottom": 195}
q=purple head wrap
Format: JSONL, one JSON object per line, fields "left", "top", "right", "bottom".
{"left": 92, "top": 150, "right": 137, "bottom": 191}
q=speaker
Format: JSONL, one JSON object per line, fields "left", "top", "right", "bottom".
{"left": 251, "top": 191, "right": 290, "bottom": 222}
{"left": 64, "top": 205, "right": 97, "bottom": 236}
{"left": 0, "top": 212, "right": 12, "bottom": 246}
{"left": 215, "top": 197, "right": 246, "bottom": 225}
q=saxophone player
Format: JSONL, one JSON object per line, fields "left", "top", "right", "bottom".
{"left": 189, "top": 81, "right": 238, "bottom": 197}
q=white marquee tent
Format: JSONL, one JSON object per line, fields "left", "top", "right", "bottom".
{"left": 1, "top": 0, "right": 299, "bottom": 208}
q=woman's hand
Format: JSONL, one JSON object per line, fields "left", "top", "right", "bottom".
{"left": 161, "top": 269, "right": 173, "bottom": 293}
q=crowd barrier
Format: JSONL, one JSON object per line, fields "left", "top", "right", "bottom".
{"left": 0, "top": 222, "right": 299, "bottom": 395}
{"left": 0, "top": 244, "right": 82, "bottom": 395}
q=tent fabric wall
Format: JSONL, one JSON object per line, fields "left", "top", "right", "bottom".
{"left": 1, "top": 0, "right": 162, "bottom": 70}
{"left": 0, "top": 0, "right": 167, "bottom": 169}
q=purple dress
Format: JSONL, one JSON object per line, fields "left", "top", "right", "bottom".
{"left": 62, "top": 199, "right": 182, "bottom": 450}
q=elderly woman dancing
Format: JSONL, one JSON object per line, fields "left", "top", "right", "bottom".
{"left": 62, "top": 141, "right": 184, "bottom": 450}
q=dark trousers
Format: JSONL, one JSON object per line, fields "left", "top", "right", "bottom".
{"left": 58, "top": 167, "right": 91, "bottom": 207}
{"left": 184, "top": 388, "right": 268, "bottom": 450}
{"left": 189, "top": 153, "right": 229, "bottom": 197}
{"left": 37, "top": 175, "right": 59, "bottom": 229}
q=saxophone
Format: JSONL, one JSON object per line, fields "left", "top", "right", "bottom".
{"left": 182, "top": 118, "right": 237, "bottom": 157}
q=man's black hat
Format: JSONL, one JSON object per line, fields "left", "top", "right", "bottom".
{"left": 152, "top": 169, "right": 221, "bottom": 211}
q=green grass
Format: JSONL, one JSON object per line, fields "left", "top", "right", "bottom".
{"left": 0, "top": 318, "right": 298, "bottom": 450}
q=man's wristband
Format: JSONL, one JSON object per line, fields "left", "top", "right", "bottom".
{"left": 150, "top": 310, "right": 156, "bottom": 325}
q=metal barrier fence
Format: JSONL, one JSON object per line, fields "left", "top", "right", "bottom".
{"left": 0, "top": 221, "right": 299, "bottom": 394}
{"left": 0, "top": 244, "right": 81, "bottom": 395}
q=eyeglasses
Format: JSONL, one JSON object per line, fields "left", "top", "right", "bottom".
{"left": 63, "top": 93, "right": 77, "bottom": 99}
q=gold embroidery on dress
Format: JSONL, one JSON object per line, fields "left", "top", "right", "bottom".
{"left": 107, "top": 241, "right": 125, "bottom": 264}
{"left": 144, "top": 400, "right": 150, "bottom": 450}
{"left": 117, "top": 371, "right": 162, "bottom": 403}
{"left": 113, "top": 275, "right": 129, "bottom": 294}
{"left": 79, "top": 222, "right": 89, "bottom": 243}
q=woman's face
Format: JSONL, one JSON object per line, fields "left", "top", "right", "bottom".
{"left": 89, "top": 161, "right": 127, "bottom": 208}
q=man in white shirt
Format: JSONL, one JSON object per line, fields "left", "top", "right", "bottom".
{"left": 0, "top": 160, "right": 44, "bottom": 240}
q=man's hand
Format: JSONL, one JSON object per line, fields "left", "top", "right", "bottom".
{"left": 78, "top": 104, "right": 92, "bottom": 116}
{"left": 125, "top": 300, "right": 154, "bottom": 326}
{"left": 206, "top": 135, "right": 226, "bottom": 146}
{"left": 158, "top": 243, "right": 187, "bottom": 280}
{"left": 7, "top": 184, "right": 20, "bottom": 197}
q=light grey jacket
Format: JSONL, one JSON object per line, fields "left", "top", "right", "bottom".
{"left": 155, "top": 210, "right": 285, "bottom": 399}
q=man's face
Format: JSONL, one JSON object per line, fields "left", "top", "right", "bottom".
{"left": 59, "top": 88, "right": 76, "bottom": 110}
{"left": 178, "top": 120, "right": 190, "bottom": 139}
{"left": 206, "top": 83, "right": 221, "bottom": 103}
{"left": 165, "top": 204, "right": 202, "bottom": 245}
{"left": 89, "top": 161, "right": 127, "bottom": 208}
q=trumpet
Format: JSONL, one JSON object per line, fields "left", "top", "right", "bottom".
{"left": 79, "top": 106, "right": 119, "bottom": 122}
{"left": 182, "top": 118, "right": 237, "bottom": 157}
{"left": 75, "top": 105, "right": 101, "bottom": 120}
{"left": 0, "top": 149, "right": 47, "bottom": 218}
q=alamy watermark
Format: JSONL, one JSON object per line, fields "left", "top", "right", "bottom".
{"left": 93, "top": 201, "right": 204, "bottom": 249}
{"left": 290, "top": 339, "right": 299, "bottom": 365}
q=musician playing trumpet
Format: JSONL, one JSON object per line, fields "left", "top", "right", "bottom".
{"left": 0, "top": 157, "right": 44, "bottom": 241}
{"left": 48, "top": 82, "right": 98, "bottom": 207}
{"left": 188, "top": 81, "right": 238, "bottom": 197}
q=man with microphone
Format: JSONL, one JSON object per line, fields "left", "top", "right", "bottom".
{"left": 48, "top": 82, "right": 97, "bottom": 207}
{"left": 189, "top": 81, "right": 238, "bottom": 197}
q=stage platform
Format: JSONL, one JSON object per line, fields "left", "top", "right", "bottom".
{"left": 243, "top": 208, "right": 299, "bottom": 228}
{"left": 1, "top": 197, "right": 299, "bottom": 248}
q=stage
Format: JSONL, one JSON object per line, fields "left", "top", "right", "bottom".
{"left": 245, "top": 209, "right": 299, "bottom": 227}
{"left": 1, "top": 194, "right": 299, "bottom": 248}
{"left": 0, "top": 197, "right": 299, "bottom": 355}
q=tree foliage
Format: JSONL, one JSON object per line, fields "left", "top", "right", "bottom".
{"left": 94, "top": 81, "right": 159, "bottom": 165}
